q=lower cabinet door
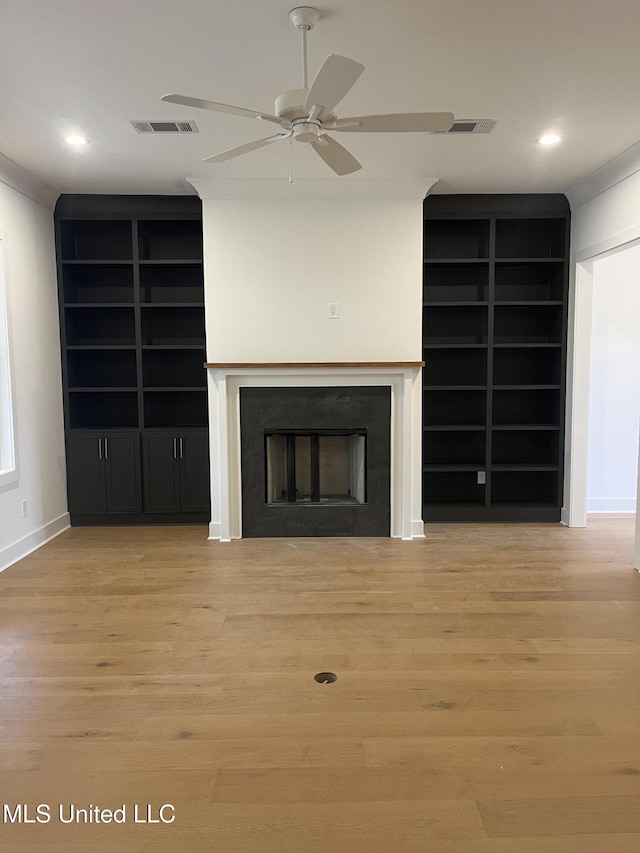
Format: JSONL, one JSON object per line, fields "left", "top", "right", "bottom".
{"left": 143, "top": 432, "right": 180, "bottom": 513}
{"left": 103, "top": 431, "right": 142, "bottom": 514}
{"left": 179, "top": 431, "right": 211, "bottom": 513}
{"left": 67, "top": 432, "right": 106, "bottom": 515}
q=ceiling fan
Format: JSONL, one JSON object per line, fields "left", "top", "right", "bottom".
{"left": 161, "top": 6, "right": 455, "bottom": 175}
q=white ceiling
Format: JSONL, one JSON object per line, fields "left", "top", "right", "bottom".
{"left": 2, "top": 0, "right": 640, "bottom": 196}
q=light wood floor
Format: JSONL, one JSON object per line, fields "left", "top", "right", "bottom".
{"left": 1, "top": 519, "right": 639, "bottom": 852}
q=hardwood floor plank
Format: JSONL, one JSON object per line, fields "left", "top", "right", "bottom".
{"left": 136, "top": 707, "right": 601, "bottom": 741}
{"left": 211, "top": 767, "right": 477, "bottom": 803}
{"left": 138, "top": 835, "right": 640, "bottom": 853}
{"left": 0, "top": 845, "right": 146, "bottom": 853}
{"left": 220, "top": 612, "right": 640, "bottom": 640}
{"left": 349, "top": 651, "right": 640, "bottom": 672}
{"left": 0, "top": 715, "right": 144, "bottom": 742}
{"left": 476, "top": 795, "right": 640, "bottom": 836}
{"left": 472, "top": 768, "right": 640, "bottom": 799}
{"left": 363, "top": 735, "right": 640, "bottom": 776}
{"left": 589, "top": 703, "right": 640, "bottom": 737}
{"left": 0, "top": 737, "right": 364, "bottom": 773}
{"left": 0, "top": 768, "right": 216, "bottom": 806}
{"left": 529, "top": 637, "right": 640, "bottom": 653}
{"left": 163, "top": 801, "right": 486, "bottom": 847}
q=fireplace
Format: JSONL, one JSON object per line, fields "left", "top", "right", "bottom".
{"left": 205, "top": 362, "right": 425, "bottom": 540}
{"left": 240, "top": 386, "right": 390, "bottom": 537}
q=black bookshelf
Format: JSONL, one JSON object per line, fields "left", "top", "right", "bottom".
{"left": 422, "top": 195, "right": 570, "bottom": 522}
{"left": 55, "top": 195, "right": 210, "bottom": 525}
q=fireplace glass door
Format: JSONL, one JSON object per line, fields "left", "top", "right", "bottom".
{"left": 265, "top": 430, "right": 366, "bottom": 505}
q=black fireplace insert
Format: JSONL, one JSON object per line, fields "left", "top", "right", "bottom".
{"left": 240, "top": 386, "right": 390, "bottom": 537}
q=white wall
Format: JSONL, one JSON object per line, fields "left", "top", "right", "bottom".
{"left": 0, "top": 177, "right": 68, "bottom": 570}
{"left": 202, "top": 198, "right": 422, "bottom": 361}
{"left": 192, "top": 180, "right": 427, "bottom": 362}
{"left": 587, "top": 246, "right": 640, "bottom": 512}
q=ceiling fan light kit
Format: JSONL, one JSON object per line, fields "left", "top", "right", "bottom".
{"left": 161, "top": 6, "right": 455, "bottom": 175}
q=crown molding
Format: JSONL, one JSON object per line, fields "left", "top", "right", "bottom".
{"left": 0, "top": 152, "right": 58, "bottom": 208}
{"left": 566, "top": 140, "right": 640, "bottom": 210}
{"left": 187, "top": 177, "right": 438, "bottom": 200}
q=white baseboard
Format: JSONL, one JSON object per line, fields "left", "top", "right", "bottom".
{"left": 208, "top": 521, "right": 234, "bottom": 541}
{"left": 0, "top": 512, "right": 70, "bottom": 573}
{"left": 395, "top": 520, "right": 426, "bottom": 540}
{"left": 411, "top": 519, "right": 426, "bottom": 539}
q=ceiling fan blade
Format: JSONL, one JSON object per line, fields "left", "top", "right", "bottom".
{"left": 202, "top": 133, "right": 290, "bottom": 164}
{"left": 304, "top": 55, "right": 364, "bottom": 114}
{"left": 310, "top": 135, "right": 362, "bottom": 176}
{"left": 328, "top": 112, "right": 455, "bottom": 133}
{"left": 161, "top": 94, "right": 288, "bottom": 127}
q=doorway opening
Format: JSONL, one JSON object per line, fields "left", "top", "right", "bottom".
{"left": 568, "top": 239, "right": 640, "bottom": 569}
{"left": 587, "top": 245, "right": 640, "bottom": 517}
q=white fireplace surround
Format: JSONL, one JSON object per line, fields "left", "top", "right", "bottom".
{"left": 206, "top": 363, "right": 425, "bottom": 540}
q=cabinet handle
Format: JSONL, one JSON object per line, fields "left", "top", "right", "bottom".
{"left": 104, "top": 438, "right": 108, "bottom": 460}
{"left": 179, "top": 437, "right": 184, "bottom": 459}
{"left": 98, "top": 438, "right": 102, "bottom": 460}
{"left": 173, "top": 438, "right": 177, "bottom": 459}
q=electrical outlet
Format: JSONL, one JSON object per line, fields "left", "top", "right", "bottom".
{"left": 21, "top": 499, "right": 28, "bottom": 518}
{"left": 328, "top": 302, "right": 339, "bottom": 319}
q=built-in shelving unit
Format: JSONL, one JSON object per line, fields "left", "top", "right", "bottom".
{"left": 422, "top": 195, "right": 570, "bottom": 521}
{"left": 55, "top": 195, "right": 210, "bottom": 525}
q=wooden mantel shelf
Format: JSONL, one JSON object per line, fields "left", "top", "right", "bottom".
{"left": 204, "top": 361, "right": 425, "bottom": 369}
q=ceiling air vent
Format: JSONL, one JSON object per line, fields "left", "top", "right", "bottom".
{"left": 434, "top": 119, "right": 496, "bottom": 134}
{"left": 130, "top": 120, "right": 199, "bottom": 134}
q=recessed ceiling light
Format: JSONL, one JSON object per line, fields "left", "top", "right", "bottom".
{"left": 65, "top": 135, "right": 88, "bottom": 146}
{"left": 538, "top": 134, "right": 562, "bottom": 145}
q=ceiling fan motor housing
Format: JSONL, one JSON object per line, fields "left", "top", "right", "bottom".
{"left": 275, "top": 89, "right": 336, "bottom": 125}
{"left": 275, "top": 88, "right": 309, "bottom": 121}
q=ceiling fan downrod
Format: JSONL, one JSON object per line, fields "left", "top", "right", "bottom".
{"left": 289, "top": 6, "right": 320, "bottom": 89}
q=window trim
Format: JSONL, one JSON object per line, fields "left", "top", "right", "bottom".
{"left": 0, "top": 226, "right": 18, "bottom": 490}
